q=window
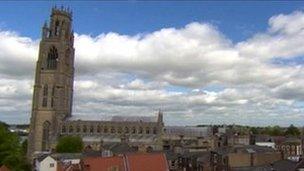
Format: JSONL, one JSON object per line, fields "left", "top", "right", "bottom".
{"left": 50, "top": 163, "right": 54, "bottom": 168}
{"left": 153, "top": 127, "right": 157, "bottom": 134}
{"left": 76, "top": 125, "right": 80, "bottom": 133}
{"left": 42, "top": 97, "right": 47, "bottom": 107}
{"left": 139, "top": 127, "right": 143, "bottom": 134}
{"left": 146, "top": 127, "right": 150, "bottom": 134}
{"left": 42, "top": 121, "right": 50, "bottom": 151}
{"left": 117, "top": 127, "right": 122, "bottom": 134}
{"left": 97, "top": 125, "right": 101, "bottom": 133}
{"left": 83, "top": 125, "right": 87, "bottom": 133}
{"left": 46, "top": 46, "right": 58, "bottom": 70}
{"left": 125, "top": 127, "right": 129, "bottom": 134}
{"left": 111, "top": 127, "right": 116, "bottom": 134}
{"left": 43, "top": 85, "right": 48, "bottom": 96}
{"left": 62, "top": 126, "right": 66, "bottom": 133}
{"left": 54, "top": 20, "right": 60, "bottom": 36}
{"left": 90, "top": 125, "right": 94, "bottom": 133}
{"left": 132, "top": 127, "right": 136, "bottom": 134}
{"left": 69, "top": 125, "right": 73, "bottom": 133}
{"left": 51, "top": 98, "right": 54, "bottom": 107}
{"left": 104, "top": 126, "right": 108, "bottom": 133}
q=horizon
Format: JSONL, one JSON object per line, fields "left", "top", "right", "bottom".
{"left": 0, "top": 2, "right": 304, "bottom": 127}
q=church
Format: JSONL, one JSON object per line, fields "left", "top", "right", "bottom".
{"left": 27, "top": 7, "right": 164, "bottom": 159}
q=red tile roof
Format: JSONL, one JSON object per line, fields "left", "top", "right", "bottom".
{"left": 82, "top": 153, "right": 169, "bottom": 171}
{"left": 83, "top": 156, "right": 126, "bottom": 171}
{"left": 126, "top": 153, "right": 169, "bottom": 171}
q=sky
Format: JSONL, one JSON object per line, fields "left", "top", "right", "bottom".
{"left": 0, "top": 1, "right": 304, "bottom": 126}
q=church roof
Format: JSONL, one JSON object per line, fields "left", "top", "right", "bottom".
{"left": 68, "top": 115, "right": 158, "bottom": 123}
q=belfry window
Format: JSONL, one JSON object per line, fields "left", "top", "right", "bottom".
{"left": 146, "top": 127, "right": 150, "bottom": 134}
{"left": 76, "top": 125, "right": 80, "bottom": 133}
{"left": 54, "top": 20, "right": 60, "bottom": 36}
{"left": 125, "top": 127, "right": 129, "bottom": 134}
{"left": 90, "top": 126, "right": 94, "bottom": 133}
{"left": 46, "top": 46, "right": 58, "bottom": 70}
{"left": 83, "top": 125, "right": 87, "bottom": 133}
{"left": 104, "top": 126, "right": 108, "bottom": 133}
{"left": 97, "top": 125, "right": 101, "bottom": 133}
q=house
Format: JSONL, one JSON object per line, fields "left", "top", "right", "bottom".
{"left": 35, "top": 155, "right": 57, "bottom": 171}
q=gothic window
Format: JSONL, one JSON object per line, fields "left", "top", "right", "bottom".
{"left": 55, "top": 20, "right": 60, "bottom": 36}
{"left": 69, "top": 125, "right": 73, "bottom": 133}
{"left": 125, "top": 127, "right": 129, "bottom": 134}
{"left": 46, "top": 46, "right": 58, "bottom": 70}
{"left": 139, "top": 127, "right": 143, "bottom": 134}
{"left": 43, "top": 85, "right": 48, "bottom": 96}
{"left": 132, "top": 127, "right": 136, "bottom": 134}
{"left": 42, "top": 121, "right": 50, "bottom": 151}
{"left": 104, "top": 126, "right": 108, "bottom": 133}
{"left": 97, "top": 125, "right": 101, "bottom": 133}
{"left": 51, "top": 98, "right": 54, "bottom": 108}
{"left": 153, "top": 127, "right": 157, "bottom": 134}
{"left": 42, "top": 97, "right": 47, "bottom": 107}
{"left": 118, "top": 127, "right": 122, "bottom": 134}
{"left": 62, "top": 126, "right": 66, "bottom": 133}
{"left": 83, "top": 125, "right": 87, "bottom": 133}
{"left": 76, "top": 125, "right": 80, "bottom": 133}
{"left": 146, "top": 127, "right": 150, "bottom": 134}
{"left": 111, "top": 127, "right": 116, "bottom": 134}
{"left": 90, "top": 125, "right": 94, "bottom": 133}
{"left": 52, "top": 86, "right": 55, "bottom": 96}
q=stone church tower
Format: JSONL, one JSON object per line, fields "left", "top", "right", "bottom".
{"left": 27, "top": 7, "right": 74, "bottom": 158}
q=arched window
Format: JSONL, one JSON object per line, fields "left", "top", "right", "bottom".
{"left": 69, "top": 125, "right": 73, "bottom": 133}
{"left": 43, "top": 85, "right": 48, "bottom": 96}
{"left": 97, "top": 125, "right": 101, "bottom": 133}
{"left": 146, "top": 127, "right": 150, "bottom": 134}
{"left": 132, "top": 127, "right": 136, "bottom": 134}
{"left": 104, "top": 126, "right": 108, "bottom": 133}
{"left": 118, "top": 127, "right": 122, "bottom": 134}
{"left": 46, "top": 46, "right": 58, "bottom": 70}
{"left": 139, "top": 127, "right": 143, "bottom": 134}
{"left": 83, "top": 125, "right": 87, "bottom": 133}
{"left": 42, "top": 121, "right": 50, "bottom": 151}
{"left": 42, "top": 85, "right": 48, "bottom": 107}
{"left": 125, "top": 127, "right": 129, "bottom": 134}
{"left": 54, "top": 20, "right": 60, "bottom": 36}
{"left": 62, "top": 126, "right": 66, "bottom": 133}
{"left": 76, "top": 125, "right": 80, "bottom": 133}
{"left": 153, "top": 127, "right": 157, "bottom": 134}
{"left": 111, "top": 127, "right": 116, "bottom": 134}
{"left": 90, "top": 125, "right": 94, "bottom": 133}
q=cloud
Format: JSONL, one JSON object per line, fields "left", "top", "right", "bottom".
{"left": 0, "top": 11, "right": 304, "bottom": 126}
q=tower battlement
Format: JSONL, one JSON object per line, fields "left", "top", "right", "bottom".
{"left": 51, "top": 6, "right": 72, "bottom": 19}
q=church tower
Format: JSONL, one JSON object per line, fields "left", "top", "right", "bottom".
{"left": 27, "top": 7, "right": 75, "bottom": 158}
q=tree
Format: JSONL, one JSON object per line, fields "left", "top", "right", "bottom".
{"left": 56, "top": 136, "right": 84, "bottom": 153}
{"left": 285, "top": 124, "right": 300, "bottom": 136}
{"left": 0, "top": 122, "right": 31, "bottom": 170}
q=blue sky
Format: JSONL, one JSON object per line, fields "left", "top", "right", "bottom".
{"left": 0, "top": 1, "right": 303, "bottom": 41}
{"left": 1, "top": 2, "right": 304, "bottom": 126}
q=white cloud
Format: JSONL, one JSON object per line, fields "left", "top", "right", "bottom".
{"left": 0, "top": 11, "right": 304, "bottom": 126}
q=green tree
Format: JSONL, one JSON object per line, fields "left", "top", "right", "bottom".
{"left": 0, "top": 122, "right": 31, "bottom": 171}
{"left": 270, "top": 126, "right": 284, "bottom": 136}
{"left": 285, "top": 124, "right": 300, "bottom": 136}
{"left": 56, "top": 136, "right": 84, "bottom": 153}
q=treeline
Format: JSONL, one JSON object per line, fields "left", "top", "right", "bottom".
{"left": 250, "top": 124, "right": 301, "bottom": 136}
